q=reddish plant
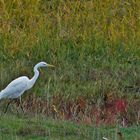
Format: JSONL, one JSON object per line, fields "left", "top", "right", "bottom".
{"left": 115, "top": 99, "right": 127, "bottom": 113}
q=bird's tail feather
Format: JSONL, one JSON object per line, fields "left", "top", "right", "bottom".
{"left": 0, "top": 90, "right": 4, "bottom": 99}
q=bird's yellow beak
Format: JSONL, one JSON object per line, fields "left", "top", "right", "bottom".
{"left": 46, "top": 64, "right": 55, "bottom": 68}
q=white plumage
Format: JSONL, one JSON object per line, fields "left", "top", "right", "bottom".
{"left": 0, "top": 76, "right": 29, "bottom": 99}
{"left": 0, "top": 62, "right": 54, "bottom": 100}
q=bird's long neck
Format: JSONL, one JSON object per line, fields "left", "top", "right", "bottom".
{"left": 28, "top": 65, "right": 39, "bottom": 89}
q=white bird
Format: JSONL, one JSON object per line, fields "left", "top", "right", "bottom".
{"left": 102, "top": 137, "right": 109, "bottom": 140}
{"left": 0, "top": 61, "right": 55, "bottom": 113}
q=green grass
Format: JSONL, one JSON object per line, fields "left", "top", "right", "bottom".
{"left": 0, "top": 1, "right": 140, "bottom": 98}
{"left": 0, "top": 0, "right": 140, "bottom": 133}
{"left": 0, "top": 114, "right": 139, "bottom": 140}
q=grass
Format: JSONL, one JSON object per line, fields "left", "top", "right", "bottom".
{"left": 0, "top": 114, "right": 139, "bottom": 140}
{"left": 0, "top": 1, "right": 140, "bottom": 97}
{"left": 0, "top": 0, "right": 140, "bottom": 137}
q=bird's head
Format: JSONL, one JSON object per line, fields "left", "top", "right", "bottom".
{"left": 35, "top": 62, "right": 55, "bottom": 69}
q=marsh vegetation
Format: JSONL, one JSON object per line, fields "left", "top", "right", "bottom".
{"left": 0, "top": 0, "right": 140, "bottom": 139}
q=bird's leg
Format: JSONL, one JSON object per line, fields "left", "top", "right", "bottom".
{"left": 18, "top": 97, "right": 24, "bottom": 114}
{"left": 13, "top": 97, "right": 24, "bottom": 115}
{"left": 4, "top": 99, "right": 13, "bottom": 114}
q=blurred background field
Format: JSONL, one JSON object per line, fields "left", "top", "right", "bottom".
{"left": 0, "top": 0, "right": 140, "bottom": 139}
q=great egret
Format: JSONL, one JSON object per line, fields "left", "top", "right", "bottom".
{"left": 0, "top": 61, "right": 55, "bottom": 113}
